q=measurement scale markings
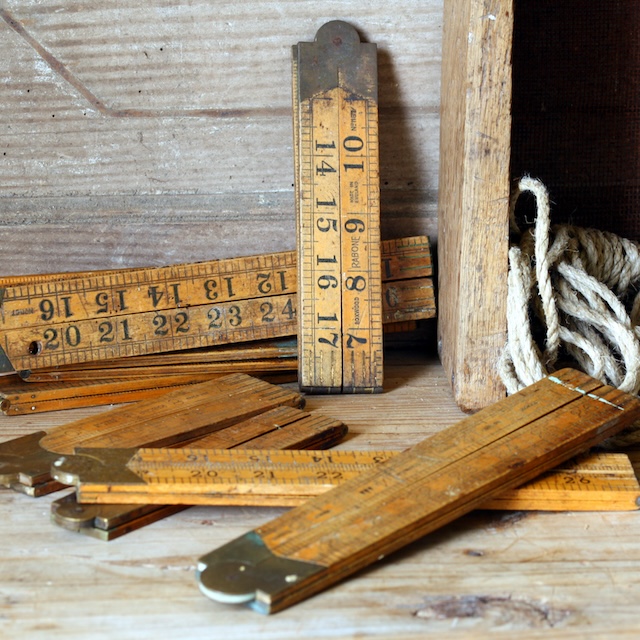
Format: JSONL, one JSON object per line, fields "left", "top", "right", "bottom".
{"left": 0, "top": 252, "right": 296, "bottom": 330}
{"left": 310, "top": 93, "right": 342, "bottom": 390}
{"left": 1, "top": 237, "right": 432, "bottom": 372}
{"left": 58, "top": 445, "right": 640, "bottom": 510}
{"left": 295, "top": 21, "right": 382, "bottom": 393}
{"left": 1, "top": 293, "right": 298, "bottom": 371}
{"left": 2, "top": 280, "right": 431, "bottom": 373}
{"left": 57, "top": 447, "right": 396, "bottom": 501}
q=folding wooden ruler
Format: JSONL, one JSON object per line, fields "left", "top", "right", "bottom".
{"left": 50, "top": 406, "right": 347, "bottom": 540}
{"left": 195, "top": 369, "right": 640, "bottom": 613}
{"left": 0, "top": 236, "right": 431, "bottom": 374}
{"left": 0, "top": 373, "right": 304, "bottom": 496}
{"left": 53, "top": 446, "right": 640, "bottom": 511}
{"left": 0, "top": 373, "right": 220, "bottom": 415}
{"left": 19, "top": 339, "right": 298, "bottom": 382}
{"left": 293, "top": 21, "right": 382, "bottom": 393}
{"left": 0, "top": 339, "right": 300, "bottom": 414}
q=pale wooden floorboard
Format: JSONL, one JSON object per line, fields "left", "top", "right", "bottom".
{"left": 1, "top": 352, "right": 640, "bottom": 638}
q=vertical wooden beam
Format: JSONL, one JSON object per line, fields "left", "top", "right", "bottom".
{"left": 437, "top": 0, "right": 513, "bottom": 412}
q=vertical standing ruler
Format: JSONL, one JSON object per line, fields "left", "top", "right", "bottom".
{"left": 293, "top": 21, "right": 383, "bottom": 393}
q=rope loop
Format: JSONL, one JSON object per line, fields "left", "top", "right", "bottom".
{"left": 499, "top": 177, "right": 640, "bottom": 395}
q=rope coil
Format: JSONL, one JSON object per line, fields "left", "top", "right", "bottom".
{"left": 499, "top": 177, "right": 640, "bottom": 396}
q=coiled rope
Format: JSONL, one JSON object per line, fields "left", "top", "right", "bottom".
{"left": 499, "top": 176, "right": 640, "bottom": 397}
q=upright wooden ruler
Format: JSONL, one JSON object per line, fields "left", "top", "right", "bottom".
{"left": 196, "top": 369, "right": 640, "bottom": 613}
{"left": 293, "top": 21, "right": 382, "bottom": 393}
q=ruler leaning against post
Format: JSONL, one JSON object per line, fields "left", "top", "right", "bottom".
{"left": 293, "top": 21, "right": 383, "bottom": 393}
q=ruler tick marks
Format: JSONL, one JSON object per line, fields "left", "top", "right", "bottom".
{"left": 294, "top": 21, "right": 383, "bottom": 394}
{"left": 0, "top": 239, "right": 433, "bottom": 373}
{"left": 196, "top": 369, "right": 640, "bottom": 613}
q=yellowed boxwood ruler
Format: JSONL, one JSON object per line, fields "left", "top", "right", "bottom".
{"left": 19, "top": 339, "right": 298, "bottom": 383}
{"left": 195, "top": 369, "right": 640, "bottom": 613}
{"left": 0, "top": 373, "right": 224, "bottom": 415}
{"left": 0, "top": 339, "right": 300, "bottom": 415}
{"left": 0, "top": 236, "right": 431, "bottom": 374}
{"left": 0, "top": 373, "right": 304, "bottom": 496}
{"left": 50, "top": 405, "right": 348, "bottom": 540}
{"left": 293, "top": 21, "right": 383, "bottom": 393}
{"left": 53, "top": 446, "right": 640, "bottom": 512}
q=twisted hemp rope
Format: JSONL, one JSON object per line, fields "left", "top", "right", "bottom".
{"left": 499, "top": 176, "right": 640, "bottom": 397}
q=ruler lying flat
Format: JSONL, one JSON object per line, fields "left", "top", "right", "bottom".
{"left": 0, "top": 365, "right": 300, "bottom": 416}
{"left": 0, "top": 236, "right": 430, "bottom": 374}
{"left": 0, "top": 265, "right": 430, "bottom": 415}
{"left": 52, "top": 447, "right": 640, "bottom": 511}
{"left": 0, "top": 373, "right": 225, "bottom": 415}
{"left": 0, "top": 373, "right": 302, "bottom": 495}
{"left": 50, "top": 406, "right": 347, "bottom": 540}
{"left": 18, "top": 339, "right": 298, "bottom": 382}
{"left": 195, "top": 369, "right": 640, "bottom": 613}
{"left": 293, "top": 21, "right": 382, "bottom": 393}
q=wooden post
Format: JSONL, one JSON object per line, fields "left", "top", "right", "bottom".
{"left": 437, "top": 0, "right": 513, "bottom": 412}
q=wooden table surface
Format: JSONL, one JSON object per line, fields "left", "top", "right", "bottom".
{"left": 2, "top": 350, "right": 640, "bottom": 640}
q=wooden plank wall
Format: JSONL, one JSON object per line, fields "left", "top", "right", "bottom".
{"left": 0, "top": 1, "right": 442, "bottom": 275}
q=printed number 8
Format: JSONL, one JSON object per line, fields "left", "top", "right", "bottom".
{"left": 345, "top": 276, "right": 366, "bottom": 291}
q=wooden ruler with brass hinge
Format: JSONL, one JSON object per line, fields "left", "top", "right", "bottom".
{"left": 194, "top": 369, "right": 640, "bottom": 613}
{"left": 52, "top": 446, "right": 640, "bottom": 512}
{"left": 50, "top": 404, "right": 348, "bottom": 540}
{"left": 0, "top": 373, "right": 305, "bottom": 496}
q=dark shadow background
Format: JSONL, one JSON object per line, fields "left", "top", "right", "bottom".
{"left": 511, "top": 0, "right": 640, "bottom": 238}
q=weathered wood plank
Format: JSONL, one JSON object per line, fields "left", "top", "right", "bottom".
{"left": 437, "top": 0, "right": 512, "bottom": 412}
{"left": 0, "top": 1, "right": 441, "bottom": 274}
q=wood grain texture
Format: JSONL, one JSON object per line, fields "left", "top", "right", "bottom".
{"left": 0, "top": 1, "right": 441, "bottom": 274}
{"left": 39, "top": 374, "right": 301, "bottom": 453}
{"left": 2, "top": 354, "right": 640, "bottom": 637}
{"left": 437, "top": 0, "right": 512, "bottom": 412}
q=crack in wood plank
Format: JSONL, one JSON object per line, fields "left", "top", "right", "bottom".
{"left": 0, "top": 7, "right": 286, "bottom": 119}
